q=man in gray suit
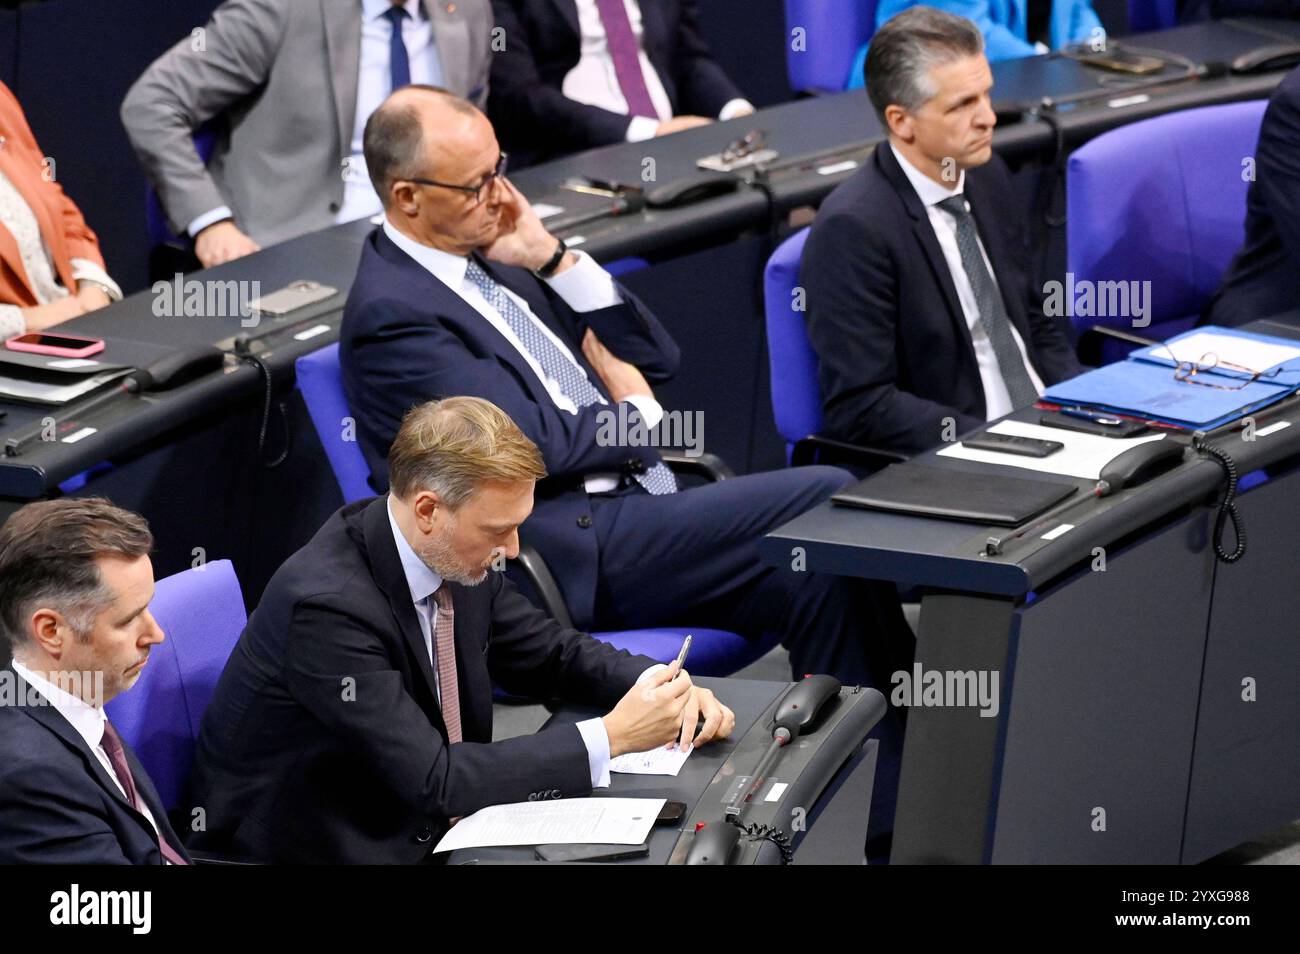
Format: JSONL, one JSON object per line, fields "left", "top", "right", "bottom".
{"left": 122, "top": 0, "right": 493, "bottom": 268}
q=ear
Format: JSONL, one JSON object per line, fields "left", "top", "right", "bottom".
{"left": 884, "top": 104, "right": 913, "bottom": 142}
{"left": 391, "top": 180, "right": 419, "bottom": 217}
{"left": 411, "top": 489, "right": 445, "bottom": 532}
{"left": 28, "top": 607, "right": 69, "bottom": 660}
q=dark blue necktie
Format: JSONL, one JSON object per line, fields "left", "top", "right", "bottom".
{"left": 383, "top": 4, "right": 411, "bottom": 93}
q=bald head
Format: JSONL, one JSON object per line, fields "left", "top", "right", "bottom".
{"left": 363, "top": 85, "right": 484, "bottom": 209}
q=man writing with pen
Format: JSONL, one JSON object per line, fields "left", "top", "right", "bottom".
{"left": 188, "top": 395, "right": 734, "bottom": 864}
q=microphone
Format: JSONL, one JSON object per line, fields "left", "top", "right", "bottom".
{"left": 1038, "top": 59, "right": 1229, "bottom": 112}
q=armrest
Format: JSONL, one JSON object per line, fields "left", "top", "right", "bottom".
{"left": 790, "top": 434, "right": 908, "bottom": 473}
{"left": 660, "top": 451, "right": 734, "bottom": 483}
{"left": 509, "top": 542, "right": 576, "bottom": 630}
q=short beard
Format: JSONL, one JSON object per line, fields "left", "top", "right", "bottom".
{"left": 417, "top": 524, "right": 489, "bottom": 587}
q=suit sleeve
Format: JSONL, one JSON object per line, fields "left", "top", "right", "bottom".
{"left": 120, "top": 0, "right": 286, "bottom": 234}
{"left": 0, "top": 759, "right": 134, "bottom": 865}
{"left": 0, "top": 82, "right": 104, "bottom": 267}
{"left": 283, "top": 597, "right": 594, "bottom": 819}
{"left": 1254, "top": 81, "right": 1300, "bottom": 276}
{"left": 804, "top": 208, "right": 984, "bottom": 454}
{"left": 488, "top": 0, "right": 636, "bottom": 151}
{"left": 486, "top": 573, "right": 656, "bottom": 706}
{"left": 665, "top": 0, "right": 746, "bottom": 118}
{"left": 347, "top": 295, "right": 667, "bottom": 480}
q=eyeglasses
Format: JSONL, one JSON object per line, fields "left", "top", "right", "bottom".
{"left": 404, "top": 153, "right": 508, "bottom": 205}
{"left": 721, "top": 129, "right": 767, "bottom": 163}
{"left": 1161, "top": 346, "right": 1285, "bottom": 391}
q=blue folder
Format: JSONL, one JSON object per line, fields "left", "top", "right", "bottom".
{"left": 1045, "top": 326, "right": 1300, "bottom": 430}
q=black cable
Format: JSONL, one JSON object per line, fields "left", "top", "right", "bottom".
{"left": 1193, "top": 436, "right": 1247, "bottom": 563}
{"left": 726, "top": 815, "right": 795, "bottom": 865}
{"left": 235, "top": 342, "right": 289, "bottom": 469}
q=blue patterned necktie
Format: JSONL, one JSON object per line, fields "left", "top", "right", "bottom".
{"left": 464, "top": 258, "right": 677, "bottom": 495}
{"left": 935, "top": 195, "right": 1040, "bottom": 409}
{"left": 383, "top": 4, "right": 411, "bottom": 92}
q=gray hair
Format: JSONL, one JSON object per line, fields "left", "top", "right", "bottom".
{"left": 363, "top": 85, "right": 480, "bottom": 207}
{"left": 865, "top": 6, "right": 985, "bottom": 126}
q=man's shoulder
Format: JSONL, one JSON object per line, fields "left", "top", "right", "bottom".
{"left": 261, "top": 501, "right": 384, "bottom": 612}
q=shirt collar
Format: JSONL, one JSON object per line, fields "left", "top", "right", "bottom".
{"left": 386, "top": 495, "right": 444, "bottom": 606}
{"left": 889, "top": 142, "right": 966, "bottom": 209}
{"left": 383, "top": 217, "right": 469, "bottom": 292}
{"left": 365, "top": 0, "right": 422, "bottom": 22}
{"left": 10, "top": 657, "right": 107, "bottom": 751}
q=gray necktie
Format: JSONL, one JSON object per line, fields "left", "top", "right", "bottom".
{"left": 935, "top": 195, "right": 1040, "bottom": 409}
{"left": 463, "top": 258, "right": 677, "bottom": 495}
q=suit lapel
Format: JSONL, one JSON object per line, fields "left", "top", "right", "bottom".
{"left": 875, "top": 143, "right": 978, "bottom": 363}
{"left": 425, "top": 0, "right": 470, "bottom": 92}
{"left": 322, "top": 0, "right": 362, "bottom": 169}
{"left": 360, "top": 496, "right": 441, "bottom": 707}
{"left": 550, "top": 0, "right": 580, "bottom": 36}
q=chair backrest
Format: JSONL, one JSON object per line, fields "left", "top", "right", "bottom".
{"left": 145, "top": 124, "right": 218, "bottom": 249}
{"left": 763, "top": 228, "right": 823, "bottom": 460}
{"left": 1127, "top": 0, "right": 1178, "bottom": 33}
{"left": 296, "top": 342, "right": 375, "bottom": 503}
{"left": 104, "top": 559, "right": 246, "bottom": 812}
{"left": 784, "top": 0, "right": 878, "bottom": 94}
{"left": 1066, "top": 100, "right": 1267, "bottom": 336}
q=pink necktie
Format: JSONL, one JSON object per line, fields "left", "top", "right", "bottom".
{"left": 593, "top": 0, "right": 659, "bottom": 119}
{"left": 101, "top": 721, "right": 189, "bottom": 865}
{"left": 431, "top": 586, "right": 463, "bottom": 744}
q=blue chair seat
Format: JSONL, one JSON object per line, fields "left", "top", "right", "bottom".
{"left": 105, "top": 560, "right": 247, "bottom": 812}
{"left": 591, "top": 627, "right": 779, "bottom": 677}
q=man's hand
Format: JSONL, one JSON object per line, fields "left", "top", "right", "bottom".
{"left": 601, "top": 661, "right": 693, "bottom": 758}
{"left": 581, "top": 328, "right": 652, "bottom": 403}
{"left": 194, "top": 220, "right": 260, "bottom": 268}
{"left": 676, "top": 684, "right": 735, "bottom": 751}
{"left": 656, "top": 116, "right": 713, "bottom": 137}
{"left": 20, "top": 295, "right": 85, "bottom": 332}
{"left": 483, "top": 177, "right": 575, "bottom": 275}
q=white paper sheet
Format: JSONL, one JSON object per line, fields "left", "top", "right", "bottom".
{"left": 1150, "top": 331, "right": 1300, "bottom": 375}
{"left": 432, "top": 797, "right": 664, "bottom": 853}
{"left": 610, "top": 744, "right": 691, "bottom": 776}
{"left": 936, "top": 419, "right": 1168, "bottom": 480}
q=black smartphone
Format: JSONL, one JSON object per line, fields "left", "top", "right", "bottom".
{"left": 534, "top": 842, "right": 650, "bottom": 862}
{"left": 961, "top": 433, "right": 1064, "bottom": 458}
{"left": 1039, "top": 411, "right": 1149, "bottom": 438}
{"left": 656, "top": 801, "right": 687, "bottom": 826}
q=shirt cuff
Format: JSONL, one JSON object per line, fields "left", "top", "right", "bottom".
{"left": 622, "top": 394, "right": 664, "bottom": 430}
{"left": 0, "top": 304, "right": 25, "bottom": 339}
{"left": 544, "top": 249, "right": 620, "bottom": 312}
{"left": 69, "top": 259, "right": 122, "bottom": 302}
{"left": 625, "top": 115, "right": 660, "bottom": 143}
{"left": 576, "top": 717, "right": 612, "bottom": 789}
{"left": 187, "top": 206, "right": 234, "bottom": 238}
{"left": 719, "top": 98, "right": 755, "bottom": 121}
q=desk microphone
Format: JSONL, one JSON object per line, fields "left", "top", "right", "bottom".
{"left": 1038, "top": 59, "right": 1229, "bottom": 112}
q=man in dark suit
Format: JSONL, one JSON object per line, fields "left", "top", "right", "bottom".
{"left": 1205, "top": 65, "right": 1300, "bottom": 327}
{"left": 487, "top": 0, "right": 753, "bottom": 164}
{"left": 803, "top": 7, "right": 1082, "bottom": 457}
{"left": 0, "top": 498, "right": 190, "bottom": 865}
{"left": 342, "top": 85, "right": 913, "bottom": 691}
{"left": 190, "top": 396, "right": 730, "bottom": 864}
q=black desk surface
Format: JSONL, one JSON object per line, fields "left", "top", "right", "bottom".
{"left": 761, "top": 317, "right": 1300, "bottom": 599}
{"left": 513, "top": 18, "right": 1300, "bottom": 261}
{"left": 445, "top": 676, "right": 786, "bottom": 864}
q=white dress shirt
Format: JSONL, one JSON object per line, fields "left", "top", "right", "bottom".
{"left": 386, "top": 496, "right": 660, "bottom": 788}
{"left": 188, "top": 0, "right": 444, "bottom": 237}
{"left": 562, "top": 0, "right": 752, "bottom": 143}
{"left": 382, "top": 217, "right": 663, "bottom": 494}
{"left": 0, "top": 169, "right": 122, "bottom": 338}
{"left": 9, "top": 658, "right": 167, "bottom": 858}
{"left": 889, "top": 144, "right": 1045, "bottom": 421}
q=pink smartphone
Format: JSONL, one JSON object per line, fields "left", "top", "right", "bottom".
{"left": 5, "top": 331, "right": 106, "bottom": 358}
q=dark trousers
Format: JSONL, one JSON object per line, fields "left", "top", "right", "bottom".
{"left": 587, "top": 465, "right": 914, "bottom": 842}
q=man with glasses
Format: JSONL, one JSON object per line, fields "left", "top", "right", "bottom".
{"left": 122, "top": 0, "right": 494, "bottom": 268}
{"left": 340, "top": 87, "right": 914, "bottom": 789}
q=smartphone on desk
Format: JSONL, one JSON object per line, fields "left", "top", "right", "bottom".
{"left": 5, "top": 331, "right": 106, "bottom": 359}
{"left": 961, "top": 432, "right": 1064, "bottom": 458}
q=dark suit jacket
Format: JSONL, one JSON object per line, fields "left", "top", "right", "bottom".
{"left": 488, "top": 0, "right": 746, "bottom": 164}
{"left": 189, "top": 496, "right": 655, "bottom": 864}
{"left": 802, "top": 143, "right": 1083, "bottom": 456}
{"left": 0, "top": 664, "right": 191, "bottom": 865}
{"left": 1206, "top": 66, "right": 1300, "bottom": 327}
{"left": 340, "top": 227, "right": 679, "bottom": 628}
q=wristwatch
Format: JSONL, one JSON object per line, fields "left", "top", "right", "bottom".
{"left": 533, "top": 238, "right": 568, "bottom": 279}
